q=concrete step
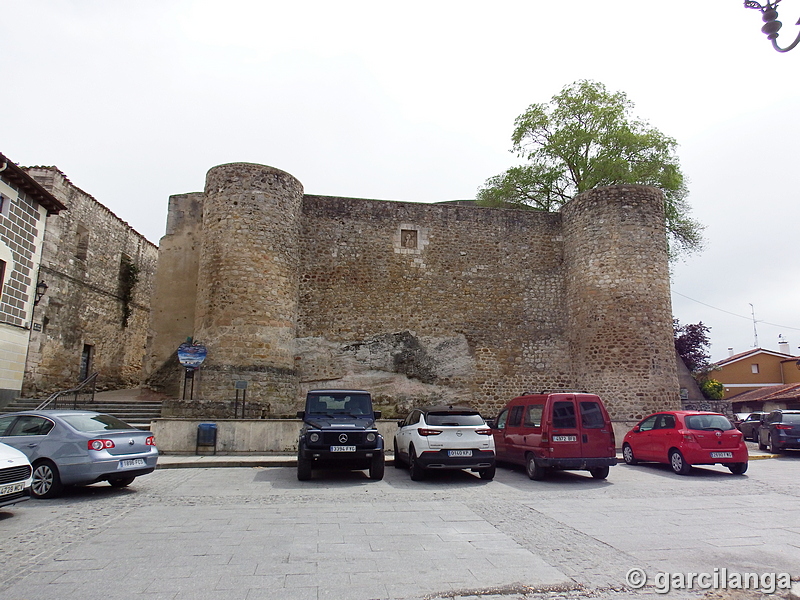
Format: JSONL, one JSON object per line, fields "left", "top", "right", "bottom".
{"left": 3, "top": 397, "right": 163, "bottom": 427}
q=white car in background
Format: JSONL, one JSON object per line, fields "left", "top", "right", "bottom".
{"left": 0, "top": 441, "right": 32, "bottom": 508}
{"left": 394, "top": 405, "right": 495, "bottom": 481}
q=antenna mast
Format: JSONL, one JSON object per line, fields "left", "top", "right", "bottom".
{"left": 749, "top": 303, "right": 759, "bottom": 348}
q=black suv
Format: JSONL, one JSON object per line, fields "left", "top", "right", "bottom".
{"left": 296, "top": 389, "right": 384, "bottom": 481}
{"left": 758, "top": 409, "right": 800, "bottom": 453}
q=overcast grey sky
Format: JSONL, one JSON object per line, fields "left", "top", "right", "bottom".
{"left": 2, "top": 1, "right": 799, "bottom": 362}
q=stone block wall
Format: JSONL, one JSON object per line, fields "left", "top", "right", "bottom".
{"left": 22, "top": 167, "right": 158, "bottom": 396}
{"left": 562, "top": 185, "right": 679, "bottom": 420}
{"left": 146, "top": 163, "right": 680, "bottom": 422}
{"left": 296, "top": 196, "right": 571, "bottom": 416}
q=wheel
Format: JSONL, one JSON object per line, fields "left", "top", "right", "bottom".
{"left": 769, "top": 434, "right": 783, "bottom": 454}
{"left": 622, "top": 444, "right": 638, "bottom": 465}
{"left": 108, "top": 477, "right": 135, "bottom": 488}
{"left": 297, "top": 455, "right": 312, "bottom": 481}
{"left": 525, "top": 454, "right": 547, "bottom": 480}
{"left": 728, "top": 462, "right": 748, "bottom": 475}
{"left": 669, "top": 450, "right": 692, "bottom": 475}
{"left": 589, "top": 466, "right": 609, "bottom": 479}
{"left": 750, "top": 428, "right": 759, "bottom": 442}
{"left": 408, "top": 445, "right": 425, "bottom": 481}
{"left": 369, "top": 453, "right": 385, "bottom": 480}
{"left": 393, "top": 438, "right": 403, "bottom": 468}
{"left": 479, "top": 465, "right": 496, "bottom": 480}
{"left": 31, "top": 460, "right": 63, "bottom": 499}
{"left": 758, "top": 434, "right": 767, "bottom": 451}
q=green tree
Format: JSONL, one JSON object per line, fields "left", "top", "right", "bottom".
{"left": 699, "top": 378, "right": 725, "bottom": 400}
{"left": 673, "top": 319, "right": 712, "bottom": 373}
{"left": 477, "top": 80, "right": 703, "bottom": 258}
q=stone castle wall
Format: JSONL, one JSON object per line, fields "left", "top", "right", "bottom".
{"left": 146, "top": 163, "right": 680, "bottom": 421}
{"left": 23, "top": 167, "right": 158, "bottom": 396}
{"left": 295, "top": 196, "right": 571, "bottom": 416}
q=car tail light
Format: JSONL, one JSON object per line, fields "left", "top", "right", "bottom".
{"left": 681, "top": 430, "right": 695, "bottom": 442}
{"left": 146, "top": 436, "right": 156, "bottom": 446}
{"left": 417, "top": 428, "right": 442, "bottom": 436}
{"left": 475, "top": 428, "right": 492, "bottom": 436}
{"left": 776, "top": 425, "right": 793, "bottom": 430}
{"left": 88, "top": 439, "right": 115, "bottom": 450}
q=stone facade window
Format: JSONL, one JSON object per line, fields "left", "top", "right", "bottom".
{"left": 75, "top": 224, "right": 89, "bottom": 261}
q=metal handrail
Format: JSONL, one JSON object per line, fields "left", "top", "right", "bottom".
{"left": 36, "top": 372, "right": 98, "bottom": 410}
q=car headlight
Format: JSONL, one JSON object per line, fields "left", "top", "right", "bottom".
{"left": 309, "top": 432, "right": 320, "bottom": 443}
{"left": 366, "top": 433, "right": 376, "bottom": 443}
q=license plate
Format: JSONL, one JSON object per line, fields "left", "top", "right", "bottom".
{"left": 330, "top": 446, "right": 356, "bottom": 452}
{"left": 448, "top": 450, "right": 472, "bottom": 457}
{"left": 553, "top": 435, "right": 577, "bottom": 442}
{"left": 710, "top": 452, "right": 733, "bottom": 459}
{"left": 0, "top": 482, "right": 25, "bottom": 496}
{"left": 118, "top": 458, "right": 147, "bottom": 469}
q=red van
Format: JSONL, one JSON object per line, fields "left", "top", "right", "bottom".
{"left": 491, "top": 392, "right": 616, "bottom": 480}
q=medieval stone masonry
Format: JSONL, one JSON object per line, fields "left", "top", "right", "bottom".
{"left": 22, "top": 167, "right": 158, "bottom": 396}
{"left": 144, "top": 162, "right": 680, "bottom": 422}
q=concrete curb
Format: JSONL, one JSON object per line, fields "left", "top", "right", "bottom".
{"left": 155, "top": 452, "right": 778, "bottom": 470}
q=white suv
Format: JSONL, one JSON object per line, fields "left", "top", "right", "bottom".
{"left": 394, "top": 406, "right": 495, "bottom": 480}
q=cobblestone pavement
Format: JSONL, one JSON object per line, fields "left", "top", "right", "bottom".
{"left": 1, "top": 454, "right": 799, "bottom": 600}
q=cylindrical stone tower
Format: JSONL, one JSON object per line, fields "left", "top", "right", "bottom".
{"left": 193, "top": 163, "right": 303, "bottom": 414}
{"left": 561, "top": 185, "right": 679, "bottom": 422}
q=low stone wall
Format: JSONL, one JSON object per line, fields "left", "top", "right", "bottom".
{"left": 150, "top": 418, "right": 401, "bottom": 454}
{"left": 151, "top": 418, "right": 634, "bottom": 454}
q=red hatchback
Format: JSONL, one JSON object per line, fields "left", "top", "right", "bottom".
{"left": 622, "top": 411, "right": 748, "bottom": 475}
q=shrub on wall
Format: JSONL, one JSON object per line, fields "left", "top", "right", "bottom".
{"left": 699, "top": 378, "right": 725, "bottom": 400}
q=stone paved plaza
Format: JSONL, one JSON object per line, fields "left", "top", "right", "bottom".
{"left": 1, "top": 451, "right": 799, "bottom": 600}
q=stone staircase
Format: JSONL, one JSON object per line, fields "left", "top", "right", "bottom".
{"left": 3, "top": 393, "right": 163, "bottom": 430}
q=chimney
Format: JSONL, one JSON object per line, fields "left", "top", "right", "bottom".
{"left": 728, "top": 347, "right": 734, "bottom": 357}
{"left": 778, "top": 335, "right": 790, "bottom": 355}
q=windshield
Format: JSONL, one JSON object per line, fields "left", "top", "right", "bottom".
{"left": 426, "top": 412, "right": 485, "bottom": 426}
{"left": 685, "top": 414, "right": 734, "bottom": 431}
{"left": 306, "top": 393, "right": 372, "bottom": 416}
{"left": 61, "top": 413, "right": 136, "bottom": 432}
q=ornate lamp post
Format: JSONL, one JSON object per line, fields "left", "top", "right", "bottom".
{"left": 745, "top": 1, "right": 800, "bottom": 52}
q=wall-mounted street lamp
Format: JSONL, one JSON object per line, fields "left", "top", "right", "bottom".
{"left": 745, "top": 1, "right": 800, "bottom": 52}
{"left": 33, "top": 280, "right": 48, "bottom": 306}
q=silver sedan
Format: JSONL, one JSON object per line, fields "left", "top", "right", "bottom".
{"left": 0, "top": 410, "right": 158, "bottom": 498}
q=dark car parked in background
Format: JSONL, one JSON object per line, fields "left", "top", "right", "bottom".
{"left": 737, "top": 411, "right": 767, "bottom": 442}
{"left": 758, "top": 410, "right": 800, "bottom": 453}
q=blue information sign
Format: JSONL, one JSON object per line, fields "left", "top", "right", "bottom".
{"left": 177, "top": 343, "right": 207, "bottom": 369}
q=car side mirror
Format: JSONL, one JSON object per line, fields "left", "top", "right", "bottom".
{"left": 373, "top": 411, "right": 382, "bottom": 419}
{"left": 632, "top": 425, "right": 640, "bottom": 433}
{"left": 397, "top": 420, "right": 404, "bottom": 427}
{"left": 296, "top": 411, "right": 305, "bottom": 419}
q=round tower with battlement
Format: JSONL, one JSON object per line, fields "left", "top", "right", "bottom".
{"left": 561, "top": 185, "right": 680, "bottom": 421}
{"left": 192, "top": 163, "right": 303, "bottom": 413}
